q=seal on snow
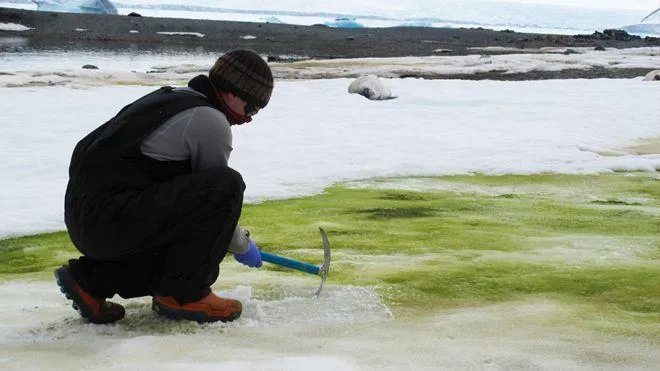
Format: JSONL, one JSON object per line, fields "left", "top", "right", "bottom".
{"left": 348, "top": 75, "right": 396, "bottom": 100}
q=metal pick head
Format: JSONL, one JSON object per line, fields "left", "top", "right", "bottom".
{"left": 314, "top": 227, "right": 331, "bottom": 298}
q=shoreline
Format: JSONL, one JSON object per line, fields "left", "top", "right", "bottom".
{"left": 2, "top": 7, "right": 659, "bottom": 59}
{"left": 2, "top": 7, "right": 660, "bottom": 80}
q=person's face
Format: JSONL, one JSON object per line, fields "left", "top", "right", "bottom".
{"left": 224, "top": 92, "right": 260, "bottom": 117}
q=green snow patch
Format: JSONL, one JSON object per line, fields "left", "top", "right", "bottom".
{"left": 1, "top": 172, "right": 658, "bottom": 336}
{"left": 627, "top": 137, "right": 659, "bottom": 155}
{"left": 591, "top": 137, "right": 660, "bottom": 157}
{"left": 0, "top": 232, "right": 77, "bottom": 279}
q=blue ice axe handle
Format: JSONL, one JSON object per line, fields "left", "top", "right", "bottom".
{"left": 260, "top": 252, "right": 320, "bottom": 275}
{"left": 259, "top": 227, "right": 331, "bottom": 297}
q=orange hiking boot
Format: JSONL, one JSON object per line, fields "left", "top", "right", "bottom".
{"left": 54, "top": 264, "right": 126, "bottom": 324}
{"left": 152, "top": 292, "right": 242, "bottom": 323}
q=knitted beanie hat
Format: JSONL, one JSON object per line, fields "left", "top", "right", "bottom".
{"left": 209, "top": 49, "right": 274, "bottom": 108}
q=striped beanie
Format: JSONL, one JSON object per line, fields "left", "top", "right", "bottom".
{"left": 209, "top": 49, "right": 274, "bottom": 108}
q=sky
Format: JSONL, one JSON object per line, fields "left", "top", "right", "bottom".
{"left": 1, "top": 3, "right": 660, "bottom": 370}
{"left": 490, "top": 0, "right": 658, "bottom": 11}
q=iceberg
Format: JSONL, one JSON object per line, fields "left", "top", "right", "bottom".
{"left": 324, "top": 17, "right": 364, "bottom": 28}
{"left": 621, "top": 8, "right": 660, "bottom": 37}
{"left": 32, "top": 0, "right": 118, "bottom": 15}
{"left": 621, "top": 23, "right": 660, "bottom": 37}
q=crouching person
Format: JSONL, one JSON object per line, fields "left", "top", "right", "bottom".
{"left": 54, "top": 49, "right": 273, "bottom": 324}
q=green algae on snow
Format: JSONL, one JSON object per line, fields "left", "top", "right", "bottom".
{"left": 1, "top": 172, "right": 658, "bottom": 332}
{"left": 0, "top": 231, "right": 76, "bottom": 277}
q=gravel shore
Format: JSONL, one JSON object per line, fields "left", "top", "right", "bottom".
{"left": 2, "top": 7, "right": 659, "bottom": 80}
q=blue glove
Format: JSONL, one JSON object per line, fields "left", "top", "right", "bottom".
{"left": 234, "top": 239, "right": 262, "bottom": 268}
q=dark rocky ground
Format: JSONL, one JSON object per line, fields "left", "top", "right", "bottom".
{"left": 1, "top": 7, "right": 659, "bottom": 79}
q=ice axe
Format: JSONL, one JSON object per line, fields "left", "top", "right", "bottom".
{"left": 259, "top": 227, "right": 331, "bottom": 297}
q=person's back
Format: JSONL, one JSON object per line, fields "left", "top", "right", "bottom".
{"left": 54, "top": 49, "right": 274, "bottom": 324}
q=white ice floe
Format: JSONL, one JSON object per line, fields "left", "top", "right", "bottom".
{"left": 156, "top": 31, "right": 206, "bottom": 38}
{"left": 0, "top": 22, "right": 33, "bottom": 31}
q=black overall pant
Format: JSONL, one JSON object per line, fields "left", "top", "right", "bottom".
{"left": 68, "top": 166, "right": 245, "bottom": 304}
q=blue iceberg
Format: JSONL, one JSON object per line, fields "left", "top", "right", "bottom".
{"left": 32, "top": 0, "right": 118, "bottom": 15}
{"left": 324, "top": 17, "right": 364, "bottom": 28}
{"left": 621, "top": 8, "right": 660, "bottom": 37}
{"left": 621, "top": 23, "right": 660, "bottom": 37}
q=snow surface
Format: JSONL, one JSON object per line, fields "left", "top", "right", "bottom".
{"left": 2, "top": 46, "right": 660, "bottom": 86}
{"left": 1, "top": 279, "right": 659, "bottom": 370}
{"left": 1, "top": 47, "right": 659, "bottom": 239}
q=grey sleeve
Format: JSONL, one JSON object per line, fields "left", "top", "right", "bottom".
{"left": 183, "top": 106, "right": 234, "bottom": 171}
{"left": 140, "top": 106, "right": 233, "bottom": 171}
{"left": 228, "top": 224, "right": 250, "bottom": 254}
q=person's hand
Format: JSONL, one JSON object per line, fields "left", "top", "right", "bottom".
{"left": 233, "top": 239, "right": 262, "bottom": 268}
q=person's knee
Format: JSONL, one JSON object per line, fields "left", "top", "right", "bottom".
{"left": 199, "top": 167, "right": 246, "bottom": 202}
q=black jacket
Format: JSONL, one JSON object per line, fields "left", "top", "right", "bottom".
{"left": 65, "top": 83, "right": 216, "bottom": 258}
